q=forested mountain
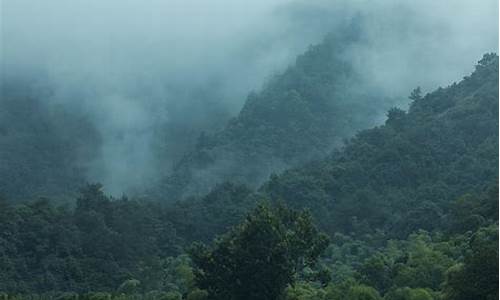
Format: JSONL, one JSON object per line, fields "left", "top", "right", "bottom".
{"left": 0, "top": 79, "right": 100, "bottom": 202}
{"left": 157, "top": 29, "right": 396, "bottom": 199}
{"left": 167, "top": 53, "right": 498, "bottom": 242}
{"left": 0, "top": 54, "right": 497, "bottom": 299}
{"left": 0, "top": 26, "right": 394, "bottom": 203}
{"left": 262, "top": 53, "right": 499, "bottom": 237}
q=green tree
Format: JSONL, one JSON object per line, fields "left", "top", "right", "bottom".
{"left": 408, "top": 87, "right": 422, "bottom": 101}
{"left": 393, "top": 233, "right": 454, "bottom": 290}
{"left": 384, "top": 287, "right": 434, "bottom": 300}
{"left": 189, "top": 203, "right": 329, "bottom": 300}
{"left": 187, "top": 289, "right": 209, "bottom": 300}
{"left": 358, "top": 253, "right": 394, "bottom": 294}
{"left": 347, "top": 285, "right": 382, "bottom": 300}
{"left": 117, "top": 279, "right": 141, "bottom": 294}
{"left": 282, "top": 282, "right": 326, "bottom": 300}
{"left": 162, "top": 291, "right": 182, "bottom": 300}
{"left": 443, "top": 225, "right": 498, "bottom": 300}
{"left": 385, "top": 108, "right": 407, "bottom": 130}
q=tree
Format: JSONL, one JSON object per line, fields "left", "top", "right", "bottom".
{"left": 117, "top": 279, "right": 141, "bottom": 294}
{"left": 189, "top": 203, "right": 329, "bottom": 300}
{"left": 385, "top": 107, "right": 407, "bottom": 130}
{"left": 384, "top": 287, "right": 433, "bottom": 300}
{"left": 393, "top": 233, "right": 454, "bottom": 290}
{"left": 443, "top": 225, "right": 498, "bottom": 300}
{"left": 357, "top": 253, "right": 394, "bottom": 294}
{"left": 346, "top": 285, "right": 382, "bottom": 300}
{"left": 281, "top": 282, "right": 326, "bottom": 300}
{"left": 187, "top": 289, "right": 209, "bottom": 300}
{"left": 409, "top": 87, "right": 422, "bottom": 101}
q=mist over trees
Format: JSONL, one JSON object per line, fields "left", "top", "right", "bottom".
{"left": 0, "top": 0, "right": 498, "bottom": 299}
{"left": 0, "top": 80, "right": 101, "bottom": 201}
{"left": 157, "top": 28, "right": 398, "bottom": 199}
{"left": 0, "top": 53, "right": 497, "bottom": 299}
{"left": 1, "top": 0, "right": 498, "bottom": 199}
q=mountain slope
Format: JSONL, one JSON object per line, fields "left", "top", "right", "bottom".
{"left": 165, "top": 53, "right": 498, "bottom": 243}
{"left": 0, "top": 80, "right": 101, "bottom": 202}
{"left": 158, "top": 28, "right": 396, "bottom": 199}
{"left": 0, "top": 54, "right": 497, "bottom": 296}
{"left": 262, "top": 53, "right": 499, "bottom": 237}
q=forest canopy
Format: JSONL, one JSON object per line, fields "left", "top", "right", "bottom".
{"left": 0, "top": 53, "right": 497, "bottom": 300}
{"left": 0, "top": 1, "right": 498, "bottom": 298}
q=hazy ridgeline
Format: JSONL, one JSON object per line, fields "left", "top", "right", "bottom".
{"left": 0, "top": 53, "right": 497, "bottom": 296}
{"left": 1, "top": 0, "right": 498, "bottom": 200}
{"left": 0, "top": 0, "right": 498, "bottom": 298}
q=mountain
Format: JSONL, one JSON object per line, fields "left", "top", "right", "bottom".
{"left": 0, "top": 79, "right": 101, "bottom": 202}
{"left": 0, "top": 54, "right": 497, "bottom": 297}
{"left": 168, "top": 53, "right": 499, "bottom": 299}
{"left": 261, "top": 53, "right": 498, "bottom": 237}
{"left": 169, "top": 53, "right": 499, "bottom": 242}
{"left": 156, "top": 28, "right": 397, "bottom": 200}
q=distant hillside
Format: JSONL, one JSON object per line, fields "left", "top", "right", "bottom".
{"left": 0, "top": 80, "right": 100, "bottom": 202}
{"left": 262, "top": 53, "right": 499, "bottom": 237}
{"left": 0, "top": 54, "right": 497, "bottom": 296}
{"left": 169, "top": 53, "right": 499, "bottom": 241}
{"left": 158, "top": 28, "right": 396, "bottom": 199}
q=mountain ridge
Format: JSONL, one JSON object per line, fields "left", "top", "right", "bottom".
{"left": 157, "top": 29, "right": 398, "bottom": 200}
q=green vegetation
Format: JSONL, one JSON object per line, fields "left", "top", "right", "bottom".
{"left": 158, "top": 30, "right": 397, "bottom": 199}
{"left": 189, "top": 204, "right": 329, "bottom": 300}
{"left": 0, "top": 38, "right": 497, "bottom": 300}
{"left": 263, "top": 53, "right": 498, "bottom": 238}
{"left": 0, "top": 184, "right": 180, "bottom": 292}
{"left": 0, "top": 80, "right": 100, "bottom": 202}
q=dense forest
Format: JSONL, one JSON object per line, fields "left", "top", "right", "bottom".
{"left": 156, "top": 29, "right": 397, "bottom": 199}
{"left": 0, "top": 49, "right": 497, "bottom": 300}
{"left": 1, "top": 0, "right": 499, "bottom": 298}
{"left": 0, "top": 78, "right": 101, "bottom": 202}
{"left": 1, "top": 22, "right": 399, "bottom": 203}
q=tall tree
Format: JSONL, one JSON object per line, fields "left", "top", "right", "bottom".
{"left": 189, "top": 204, "right": 329, "bottom": 300}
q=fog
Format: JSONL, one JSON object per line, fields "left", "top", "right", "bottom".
{"left": 1, "top": 0, "right": 498, "bottom": 195}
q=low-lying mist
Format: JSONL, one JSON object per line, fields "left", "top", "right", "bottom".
{"left": 1, "top": 0, "right": 498, "bottom": 196}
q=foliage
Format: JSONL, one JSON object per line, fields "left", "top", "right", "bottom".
{"left": 158, "top": 30, "right": 397, "bottom": 199}
{"left": 442, "top": 225, "right": 499, "bottom": 300}
{"left": 262, "top": 53, "right": 499, "bottom": 238}
{"left": 0, "top": 185, "right": 180, "bottom": 293}
{"left": 188, "top": 204, "right": 329, "bottom": 300}
{"left": 384, "top": 287, "right": 434, "bottom": 300}
{"left": 0, "top": 53, "right": 497, "bottom": 300}
{"left": 0, "top": 81, "right": 100, "bottom": 202}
